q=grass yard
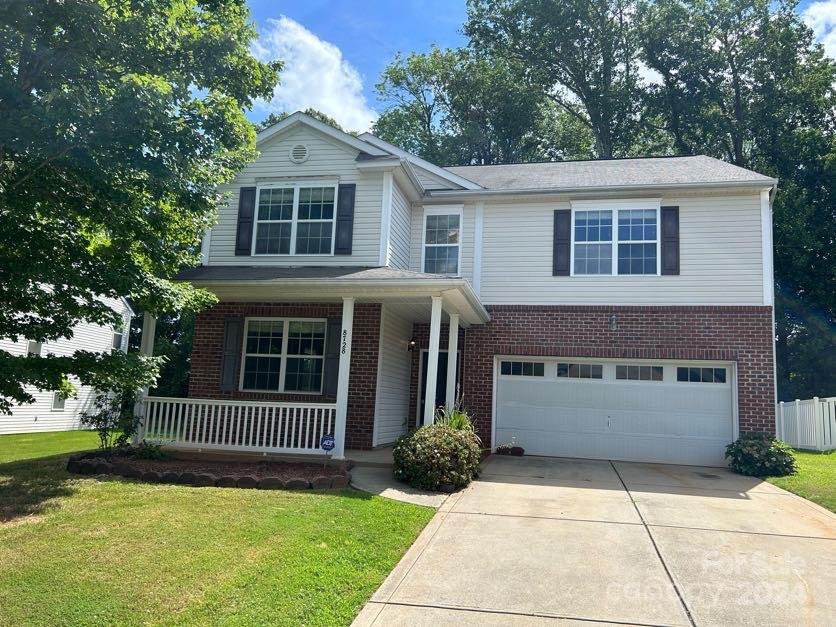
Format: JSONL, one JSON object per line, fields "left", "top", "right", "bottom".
{"left": 0, "top": 431, "right": 434, "bottom": 626}
{"left": 0, "top": 429, "right": 101, "bottom": 463}
{"left": 767, "top": 449, "right": 836, "bottom": 513}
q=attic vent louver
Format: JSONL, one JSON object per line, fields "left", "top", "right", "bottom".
{"left": 289, "top": 143, "right": 310, "bottom": 164}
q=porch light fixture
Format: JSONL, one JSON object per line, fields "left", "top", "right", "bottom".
{"left": 407, "top": 338, "right": 417, "bottom": 352}
{"left": 609, "top": 314, "right": 619, "bottom": 331}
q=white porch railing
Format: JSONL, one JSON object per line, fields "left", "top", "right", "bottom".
{"left": 139, "top": 397, "right": 337, "bottom": 455}
{"left": 776, "top": 397, "right": 836, "bottom": 451}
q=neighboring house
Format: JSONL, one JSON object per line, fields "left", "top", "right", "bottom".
{"left": 0, "top": 297, "right": 134, "bottom": 434}
{"left": 145, "top": 111, "right": 776, "bottom": 467}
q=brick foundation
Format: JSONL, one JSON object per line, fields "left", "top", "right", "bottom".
{"left": 188, "top": 302, "right": 380, "bottom": 450}
{"left": 409, "top": 305, "right": 775, "bottom": 446}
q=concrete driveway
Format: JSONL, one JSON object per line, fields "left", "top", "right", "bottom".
{"left": 354, "top": 455, "right": 836, "bottom": 626}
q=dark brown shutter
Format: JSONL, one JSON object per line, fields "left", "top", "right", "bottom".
{"left": 219, "top": 317, "right": 243, "bottom": 391}
{"left": 661, "top": 206, "right": 680, "bottom": 275}
{"left": 553, "top": 209, "right": 571, "bottom": 276}
{"left": 322, "top": 316, "right": 342, "bottom": 396}
{"left": 334, "top": 184, "right": 355, "bottom": 255}
{"left": 234, "top": 187, "right": 257, "bottom": 256}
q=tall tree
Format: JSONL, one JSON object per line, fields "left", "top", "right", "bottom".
{"left": 257, "top": 107, "right": 345, "bottom": 132}
{"left": 0, "top": 0, "right": 279, "bottom": 412}
{"left": 374, "top": 47, "right": 593, "bottom": 165}
{"left": 466, "top": 0, "right": 642, "bottom": 158}
{"left": 639, "top": 0, "right": 836, "bottom": 399}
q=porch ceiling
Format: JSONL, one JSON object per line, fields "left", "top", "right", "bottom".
{"left": 177, "top": 265, "right": 490, "bottom": 325}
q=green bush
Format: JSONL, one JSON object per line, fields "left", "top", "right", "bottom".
{"left": 434, "top": 405, "right": 479, "bottom": 438}
{"left": 393, "top": 424, "right": 481, "bottom": 491}
{"left": 125, "top": 440, "right": 169, "bottom": 460}
{"left": 725, "top": 434, "right": 798, "bottom": 477}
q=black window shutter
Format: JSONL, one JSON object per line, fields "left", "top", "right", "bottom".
{"left": 661, "top": 206, "right": 680, "bottom": 275}
{"left": 220, "top": 317, "right": 243, "bottom": 391}
{"left": 553, "top": 209, "right": 571, "bottom": 276}
{"left": 323, "top": 316, "right": 342, "bottom": 396}
{"left": 234, "top": 187, "right": 257, "bottom": 256}
{"left": 334, "top": 184, "right": 356, "bottom": 255}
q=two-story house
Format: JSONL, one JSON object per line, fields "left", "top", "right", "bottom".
{"left": 1, "top": 296, "right": 134, "bottom": 434}
{"left": 141, "top": 111, "right": 777, "bottom": 467}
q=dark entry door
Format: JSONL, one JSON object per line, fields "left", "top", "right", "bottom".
{"left": 419, "top": 351, "right": 460, "bottom": 425}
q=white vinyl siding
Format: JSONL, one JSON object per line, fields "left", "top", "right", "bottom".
{"left": 388, "top": 180, "right": 411, "bottom": 269}
{"left": 208, "top": 125, "right": 383, "bottom": 266}
{"left": 0, "top": 296, "right": 132, "bottom": 434}
{"left": 373, "top": 305, "right": 412, "bottom": 446}
{"left": 475, "top": 192, "right": 764, "bottom": 305}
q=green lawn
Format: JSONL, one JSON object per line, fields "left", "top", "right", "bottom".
{"left": 767, "top": 449, "right": 836, "bottom": 513}
{"left": 0, "top": 431, "right": 434, "bottom": 626}
{"left": 0, "top": 430, "right": 101, "bottom": 463}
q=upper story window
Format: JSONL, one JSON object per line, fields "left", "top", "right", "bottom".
{"left": 572, "top": 201, "right": 660, "bottom": 276}
{"left": 254, "top": 184, "right": 336, "bottom": 256}
{"left": 240, "top": 318, "right": 326, "bottom": 393}
{"left": 422, "top": 207, "right": 462, "bottom": 275}
{"left": 112, "top": 330, "right": 124, "bottom": 351}
{"left": 26, "top": 340, "right": 42, "bottom": 357}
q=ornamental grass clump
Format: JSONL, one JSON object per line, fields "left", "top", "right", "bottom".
{"left": 725, "top": 433, "right": 798, "bottom": 477}
{"left": 393, "top": 424, "right": 481, "bottom": 491}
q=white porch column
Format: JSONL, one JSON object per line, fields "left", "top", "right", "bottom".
{"left": 423, "top": 296, "right": 443, "bottom": 426}
{"left": 133, "top": 312, "right": 157, "bottom": 443}
{"left": 333, "top": 297, "right": 354, "bottom": 459}
{"left": 445, "top": 314, "right": 459, "bottom": 410}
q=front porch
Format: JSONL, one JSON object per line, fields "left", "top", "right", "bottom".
{"left": 137, "top": 267, "right": 489, "bottom": 459}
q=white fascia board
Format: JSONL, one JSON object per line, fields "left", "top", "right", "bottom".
{"left": 193, "top": 278, "right": 490, "bottom": 324}
{"left": 425, "top": 179, "right": 781, "bottom": 200}
{"left": 357, "top": 133, "right": 483, "bottom": 190}
{"left": 256, "top": 112, "right": 390, "bottom": 156}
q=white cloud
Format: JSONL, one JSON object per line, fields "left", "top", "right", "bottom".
{"left": 803, "top": 0, "right": 836, "bottom": 58}
{"left": 253, "top": 16, "right": 377, "bottom": 132}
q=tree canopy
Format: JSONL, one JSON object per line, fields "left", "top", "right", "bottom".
{"left": 0, "top": 0, "right": 279, "bottom": 411}
{"left": 379, "top": 0, "right": 835, "bottom": 400}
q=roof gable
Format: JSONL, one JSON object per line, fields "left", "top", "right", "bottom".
{"left": 257, "top": 112, "right": 390, "bottom": 157}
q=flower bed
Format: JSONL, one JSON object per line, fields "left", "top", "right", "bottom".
{"left": 66, "top": 453, "right": 351, "bottom": 490}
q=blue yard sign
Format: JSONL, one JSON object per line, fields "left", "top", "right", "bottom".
{"left": 320, "top": 433, "right": 335, "bottom": 452}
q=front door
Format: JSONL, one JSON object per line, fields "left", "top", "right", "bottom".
{"left": 418, "top": 351, "right": 460, "bottom": 425}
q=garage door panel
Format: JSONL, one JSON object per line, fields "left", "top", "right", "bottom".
{"left": 496, "top": 360, "right": 734, "bottom": 466}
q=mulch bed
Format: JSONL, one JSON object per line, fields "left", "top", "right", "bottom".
{"left": 66, "top": 453, "right": 351, "bottom": 491}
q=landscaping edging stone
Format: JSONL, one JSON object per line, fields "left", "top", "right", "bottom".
{"left": 66, "top": 453, "right": 351, "bottom": 492}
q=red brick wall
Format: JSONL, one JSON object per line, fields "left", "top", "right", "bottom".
{"left": 189, "top": 302, "right": 380, "bottom": 450}
{"left": 410, "top": 305, "right": 775, "bottom": 446}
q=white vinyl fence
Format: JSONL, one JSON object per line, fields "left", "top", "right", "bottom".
{"left": 138, "top": 397, "right": 337, "bottom": 455}
{"left": 776, "top": 397, "right": 836, "bottom": 451}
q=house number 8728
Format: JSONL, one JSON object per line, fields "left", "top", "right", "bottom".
{"left": 341, "top": 329, "right": 348, "bottom": 355}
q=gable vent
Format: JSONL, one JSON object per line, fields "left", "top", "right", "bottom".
{"left": 289, "top": 143, "right": 310, "bottom": 164}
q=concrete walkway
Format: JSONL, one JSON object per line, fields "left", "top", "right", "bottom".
{"left": 354, "top": 455, "right": 836, "bottom": 626}
{"left": 349, "top": 466, "right": 448, "bottom": 508}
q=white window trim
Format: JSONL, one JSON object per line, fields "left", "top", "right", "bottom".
{"left": 251, "top": 181, "right": 339, "bottom": 256}
{"left": 26, "top": 340, "right": 42, "bottom": 357}
{"left": 569, "top": 199, "right": 662, "bottom": 277}
{"left": 51, "top": 391, "right": 66, "bottom": 412}
{"left": 238, "top": 317, "right": 327, "bottom": 394}
{"left": 421, "top": 205, "right": 464, "bottom": 277}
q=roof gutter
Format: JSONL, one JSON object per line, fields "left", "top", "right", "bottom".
{"left": 424, "top": 178, "right": 779, "bottom": 200}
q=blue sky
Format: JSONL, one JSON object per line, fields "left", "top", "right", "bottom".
{"left": 246, "top": 0, "right": 836, "bottom": 132}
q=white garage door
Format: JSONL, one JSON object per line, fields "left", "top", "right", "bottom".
{"left": 495, "top": 359, "right": 735, "bottom": 466}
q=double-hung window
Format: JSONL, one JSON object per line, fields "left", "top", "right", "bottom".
{"left": 422, "top": 207, "right": 462, "bottom": 275}
{"left": 572, "top": 201, "right": 660, "bottom": 276}
{"left": 240, "top": 319, "right": 326, "bottom": 393}
{"left": 253, "top": 184, "right": 336, "bottom": 255}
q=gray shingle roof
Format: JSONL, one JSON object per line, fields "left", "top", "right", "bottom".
{"left": 444, "top": 155, "right": 774, "bottom": 191}
{"left": 176, "top": 266, "right": 445, "bottom": 282}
